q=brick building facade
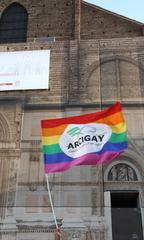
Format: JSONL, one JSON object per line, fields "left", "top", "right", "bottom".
{"left": 0, "top": 1, "right": 144, "bottom": 240}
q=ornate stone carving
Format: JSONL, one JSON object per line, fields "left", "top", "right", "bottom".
{"left": 30, "top": 153, "right": 40, "bottom": 162}
{"left": 30, "top": 140, "right": 41, "bottom": 162}
{"left": 61, "top": 230, "right": 86, "bottom": 240}
{"left": 108, "top": 163, "right": 138, "bottom": 181}
{"left": 29, "top": 183, "right": 37, "bottom": 191}
{"left": 7, "top": 158, "right": 19, "bottom": 216}
{"left": 0, "top": 113, "right": 11, "bottom": 141}
{"left": 91, "top": 188, "right": 97, "bottom": 215}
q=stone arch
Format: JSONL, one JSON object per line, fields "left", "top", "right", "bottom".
{"left": 85, "top": 56, "right": 144, "bottom": 101}
{"left": 0, "top": 113, "right": 11, "bottom": 141}
{"left": 108, "top": 163, "right": 138, "bottom": 181}
{"left": 0, "top": 2, "right": 28, "bottom": 43}
{"left": 0, "top": 1, "right": 28, "bottom": 11}
{"left": 86, "top": 56, "right": 144, "bottom": 82}
{"left": 104, "top": 158, "right": 142, "bottom": 182}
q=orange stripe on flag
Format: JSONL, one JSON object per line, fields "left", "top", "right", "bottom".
{"left": 42, "top": 111, "right": 124, "bottom": 136}
{"left": 97, "top": 111, "right": 124, "bottom": 125}
{"left": 42, "top": 124, "right": 68, "bottom": 136}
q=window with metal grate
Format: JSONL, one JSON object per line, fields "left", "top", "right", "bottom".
{"left": 0, "top": 3, "right": 28, "bottom": 44}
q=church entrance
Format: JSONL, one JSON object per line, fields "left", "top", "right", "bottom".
{"left": 111, "top": 191, "right": 143, "bottom": 240}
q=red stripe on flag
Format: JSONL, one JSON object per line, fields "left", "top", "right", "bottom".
{"left": 41, "top": 102, "right": 122, "bottom": 128}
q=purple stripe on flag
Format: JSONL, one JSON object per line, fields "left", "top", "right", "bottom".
{"left": 44, "top": 151, "right": 124, "bottom": 173}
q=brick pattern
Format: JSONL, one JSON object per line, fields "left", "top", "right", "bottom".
{"left": 81, "top": 2, "right": 143, "bottom": 39}
{"left": 0, "top": 0, "right": 143, "bottom": 42}
{"left": 0, "top": 0, "right": 75, "bottom": 41}
{"left": 0, "top": 37, "right": 144, "bottom": 105}
{"left": 0, "top": 2, "right": 144, "bottom": 240}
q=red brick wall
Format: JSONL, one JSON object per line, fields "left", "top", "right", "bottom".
{"left": 81, "top": 2, "right": 143, "bottom": 39}
{"left": 0, "top": 0, "right": 75, "bottom": 41}
{"left": 0, "top": 0, "right": 142, "bottom": 42}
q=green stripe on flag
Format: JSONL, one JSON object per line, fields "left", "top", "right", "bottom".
{"left": 43, "top": 132, "right": 127, "bottom": 155}
{"left": 43, "top": 144, "right": 62, "bottom": 154}
{"left": 109, "top": 132, "right": 127, "bottom": 143}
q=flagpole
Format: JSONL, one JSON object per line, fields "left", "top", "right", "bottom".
{"left": 99, "top": 56, "right": 102, "bottom": 112}
{"left": 45, "top": 174, "right": 61, "bottom": 235}
{"left": 99, "top": 57, "right": 105, "bottom": 215}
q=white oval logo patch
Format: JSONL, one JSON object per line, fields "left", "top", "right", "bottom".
{"left": 59, "top": 123, "right": 112, "bottom": 158}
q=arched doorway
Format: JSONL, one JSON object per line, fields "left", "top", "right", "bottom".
{"left": 105, "top": 161, "right": 143, "bottom": 240}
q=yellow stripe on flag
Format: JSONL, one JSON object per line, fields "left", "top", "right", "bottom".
{"left": 42, "top": 135, "right": 60, "bottom": 145}
{"left": 111, "top": 122, "right": 126, "bottom": 133}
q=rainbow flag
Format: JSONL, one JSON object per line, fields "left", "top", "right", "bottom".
{"left": 41, "top": 102, "right": 128, "bottom": 173}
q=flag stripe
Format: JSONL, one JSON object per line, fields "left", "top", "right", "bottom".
{"left": 42, "top": 135, "right": 60, "bottom": 145}
{"left": 42, "top": 122, "right": 126, "bottom": 145}
{"left": 42, "top": 132, "right": 127, "bottom": 155}
{"left": 41, "top": 102, "right": 128, "bottom": 173}
{"left": 111, "top": 122, "right": 126, "bottom": 133}
{"left": 44, "top": 151, "right": 124, "bottom": 173}
{"left": 41, "top": 102, "right": 122, "bottom": 128}
{"left": 44, "top": 142, "right": 128, "bottom": 164}
{"left": 42, "top": 124, "right": 68, "bottom": 136}
{"left": 43, "top": 144, "right": 62, "bottom": 154}
{"left": 109, "top": 132, "right": 127, "bottom": 143}
{"left": 42, "top": 111, "right": 124, "bottom": 136}
{"left": 97, "top": 111, "right": 124, "bottom": 125}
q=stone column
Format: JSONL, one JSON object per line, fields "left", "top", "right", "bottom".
{"left": 68, "top": 41, "right": 80, "bottom": 103}
{"left": 74, "top": 0, "right": 81, "bottom": 40}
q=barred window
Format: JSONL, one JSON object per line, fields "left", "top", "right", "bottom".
{"left": 0, "top": 3, "right": 28, "bottom": 43}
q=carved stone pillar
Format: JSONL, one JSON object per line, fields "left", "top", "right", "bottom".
{"left": 74, "top": 0, "right": 81, "bottom": 40}
{"left": 0, "top": 101, "right": 23, "bottom": 223}
{"left": 6, "top": 156, "right": 20, "bottom": 217}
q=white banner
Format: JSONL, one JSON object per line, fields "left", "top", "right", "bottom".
{"left": 0, "top": 50, "right": 50, "bottom": 91}
{"left": 59, "top": 123, "right": 112, "bottom": 158}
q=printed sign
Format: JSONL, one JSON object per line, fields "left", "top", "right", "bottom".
{"left": 0, "top": 50, "right": 50, "bottom": 91}
{"left": 59, "top": 123, "right": 112, "bottom": 158}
